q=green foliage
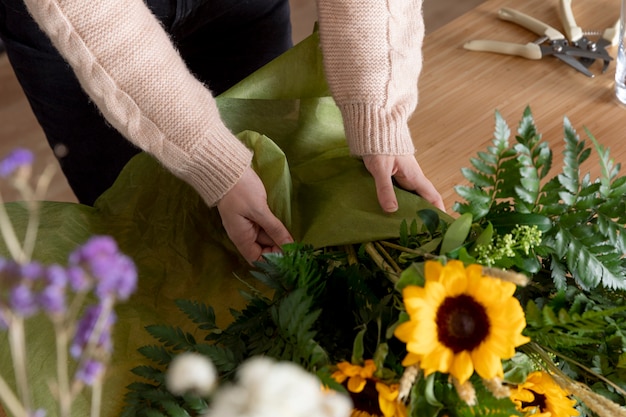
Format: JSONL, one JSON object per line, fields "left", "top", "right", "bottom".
{"left": 454, "top": 107, "right": 626, "bottom": 291}
{"left": 121, "top": 108, "right": 626, "bottom": 417}
{"left": 122, "top": 242, "right": 404, "bottom": 416}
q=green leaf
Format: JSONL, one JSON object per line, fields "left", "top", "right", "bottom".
{"left": 145, "top": 325, "right": 197, "bottom": 351}
{"left": 417, "top": 209, "right": 441, "bottom": 236}
{"left": 138, "top": 345, "right": 173, "bottom": 366}
{"left": 440, "top": 213, "right": 473, "bottom": 255}
{"left": 131, "top": 366, "right": 165, "bottom": 384}
{"left": 351, "top": 326, "right": 367, "bottom": 364}
{"left": 395, "top": 262, "right": 426, "bottom": 291}
{"left": 175, "top": 299, "right": 218, "bottom": 332}
{"left": 461, "top": 167, "right": 493, "bottom": 188}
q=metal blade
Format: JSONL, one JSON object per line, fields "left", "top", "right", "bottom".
{"left": 552, "top": 53, "right": 595, "bottom": 77}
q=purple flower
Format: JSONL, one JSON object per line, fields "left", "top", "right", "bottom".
{"left": 69, "top": 236, "right": 137, "bottom": 301}
{"left": 70, "top": 304, "right": 116, "bottom": 359}
{"left": 28, "top": 409, "right": 46, "bottom": 417}
{"left": 9, "top": 284, "right": 38, "bottom": 317}
{"left": 44, "top": 264, "right": 68, "bottom": 287}
{"left": 66, "top": 265, "right": 90, "bottom": 292}
{"left": 38, "top": 284, "right": 66, "bottom": 315}
{"left": 0, "top": 148, "right": 34, "bottom": 178}
{"left": 19, "top": 261, "right": 43, "bottom": 282}
{"left": 0, "top": 310, "right": 8, "bottom": 329}
{"left": 75, "top": 359, "right": 104, "bottom": 386}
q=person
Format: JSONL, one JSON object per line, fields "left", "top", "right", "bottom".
{"left": 0, "top": 0, "right": 444, "bottom": 264}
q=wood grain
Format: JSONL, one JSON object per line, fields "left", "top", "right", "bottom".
{"left": 0, "top": 1, "right": 485, "bottom": 415}
{"left": 410, "top": 0, "right": 624, "bottom": 211}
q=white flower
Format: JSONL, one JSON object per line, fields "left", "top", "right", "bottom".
{"left": 166, "top": 352, "right": 217, "bottom": 397}
{"left": 204, "top": 357, "right": 351, "bottom": 417}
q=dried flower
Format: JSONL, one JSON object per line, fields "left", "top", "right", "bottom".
{"left": 0, "top": 148, "right": 34, "bottom": 178}
{"left": 205, "top": 357, "right": 351, "bottom": 417}
{"left": 9, "top": 283, "right": 38, "bottom": 317}
{"left": 69, "top": 236, "right": 137, "bottom": 301}
{"left": 166, "top": 352, "right": 217, "bottom": 397}
{"left": 70, "top": 304, "right": 116, "bottom": 360}
{"left": 75, "top": 359, "right": 105, "bottom": 386}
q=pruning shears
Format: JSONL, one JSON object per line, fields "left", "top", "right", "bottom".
{"left": 558, "top": 0, "right": 618, "bottom": 72}
{"left": 463, "top": 7, "right": 611, "bottom": 77}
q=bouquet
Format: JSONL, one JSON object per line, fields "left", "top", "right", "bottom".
{"left": 120, "top": 108, "right": 626, "bottom": 417}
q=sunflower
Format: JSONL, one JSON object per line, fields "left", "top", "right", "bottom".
{"left": 331, "top": 361, "right": 406, "bottom": 417}
{"left": 332, "top": 359, "right": 377, "bottom": 393}
{"left": 394, "top": 260, "right": 530, "bottom": 384}
{"left": 376, "top": 382, "right": 407, "bottom": 417}
{"left": 510, "top": 371, "right": 579, "bottom": 417}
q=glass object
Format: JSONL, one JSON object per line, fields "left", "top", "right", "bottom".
{"left": 615, "top": 0, "right": 626, "bottom": 104}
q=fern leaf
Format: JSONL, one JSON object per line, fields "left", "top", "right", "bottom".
{"left": 137, "top": 345, "right": 173, "bottom": 366}
{"left": 160, "top": 400, "right": 192, "bottom": 417}
{"left": 461, "top": 167, "right": 493, "bottom": 188}
{"left": 194, "top": 344, "right": 238, "bottom": 373}
{"left": 145, "top": 325, "right": 197, "bottom": 351}
{"left": 493, "top": 110, "right": 511, "bottom": 149}
{"left": 470, "top": 155, "right": 497, "bottom": 176}
{"left": 175, "top": 299, "right": 218, "bottom": 331}
{"left": 131, "top": 365, "right": 165, "bottom": 384}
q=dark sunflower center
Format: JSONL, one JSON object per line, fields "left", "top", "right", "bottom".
{"left": 521, "top": 391, "right": 547, "bottom": 411}
{"left": 436, "top": 294, "right": 490, "bottom": 353}
{"left": 345, "top": 379, "right": 382, "bottom": 417}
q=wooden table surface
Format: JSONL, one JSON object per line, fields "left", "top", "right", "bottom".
{"left": 410, "top": 0, "right": 625, "bottom": 211}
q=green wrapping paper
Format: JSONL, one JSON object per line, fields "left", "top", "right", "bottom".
{"left": 0, "top": 33, "right": 447, "bottom": 416}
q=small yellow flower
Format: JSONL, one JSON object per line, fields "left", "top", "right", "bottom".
{"left": 394, "top": 260, "right": 530, "bottom": 384}
{"left": 376, "top": 382, "right": 407, "bottom": 417}
{"left": 332, "top": 361, "right": 407, "bottom": 417}
{"left": 332, "top": 359, "right": 377, "bottom": 393}
{"left": 351, "top": 411, "right": 376, "bottom": 417}
{"left": 510, "top": 371, "right": 579, "bottom": 417}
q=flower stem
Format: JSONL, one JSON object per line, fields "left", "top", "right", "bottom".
{"left": 364, "top": 242, "right": 398, "bottom": 284}
{"left": 54, "top": 321, "right": 72, "bottom": 417}
{"left": 8, "top": 316, "right": 31, "bottom": 412}
{"left": 0, "top": 192, "right": 25, "bottom": 262}
{"left": 0, "top": 372, "right": 28, "bottom": 417}
{"left": 90, "top": 378, "right": 103, "bottom": 417}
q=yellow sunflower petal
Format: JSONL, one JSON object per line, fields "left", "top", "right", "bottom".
{"left": 347, "top": 375, "right": 367, "bottom": 393}
{"left": 401, "top": 352, "right": 421, "bottom": 367}
{"left": 362, "top": 359, "right": 377, "bottom": 377}
{"left": 471, "top": 344, "right": 503, "bottom": 380}
{"left": 421, "top": 344, "right": 454, "bottom": 374}
{"left": 337, "top": 361, "right": 360, "bottom": 377}
{"left": 449, "top": 350, "right": 475, "bottom": 384}
{"left": 376, "top": 382, "right": 398, "bottom": 401}
{"left": 394, "top": 321, "right": 419, "bottom": 343}
{"left": 425, "top": 260, "right": 444, "bottom": 282}
{"left": 439, "top": 260, "right": 468, "bottom": 296}
{"left": 331, "top": 370, "right": 348, "bottom": 384}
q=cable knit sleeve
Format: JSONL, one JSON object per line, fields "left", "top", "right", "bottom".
{"left": 316, "top": 0, "right": 424, "bottom": 156}
{"left": 22, "top": 0, "right": 252, "bottom": 206}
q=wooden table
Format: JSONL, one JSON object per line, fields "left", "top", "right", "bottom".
{"left": 410, "top": 0, "right": 624, "bottom": 211}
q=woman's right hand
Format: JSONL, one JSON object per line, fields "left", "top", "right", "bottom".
{"left": 217, "top": 167, "right": 293, "bottom": 264}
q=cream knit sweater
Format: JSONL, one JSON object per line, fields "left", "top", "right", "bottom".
{"left": 23, "top": 0, "right": 424, "bottom": 207}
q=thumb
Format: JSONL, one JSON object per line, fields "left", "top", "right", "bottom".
{"left": 255, "top": 208, "right": 294, "bottom": 247}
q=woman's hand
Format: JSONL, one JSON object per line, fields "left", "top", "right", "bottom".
{"left": 363, "top": 154, "right": 445, "bottom": 212}
{"left": 217, "top": 167, "right": 293, "bottom": 263}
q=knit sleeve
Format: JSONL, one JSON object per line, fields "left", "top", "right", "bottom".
{"left": 22, "top": 0, "right": 252, "bottom": 206}
{"left": 316, "top": 0, "right": 424, "bottom": 156}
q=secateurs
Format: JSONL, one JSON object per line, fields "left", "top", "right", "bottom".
{"left": 464, "top": 7, "right": 611, "bottom": 78}
{"left": 558, "top": 0, "right": 618, "bottom": 73}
